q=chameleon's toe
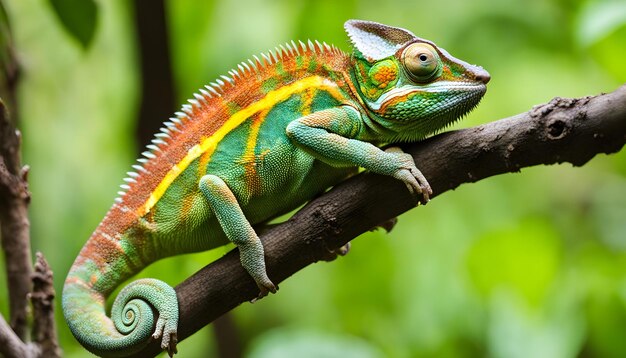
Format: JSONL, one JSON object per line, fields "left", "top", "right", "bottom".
{"left": 416, "top": 181, "right": 431, "bottom": 203}
{"left": 252, "top": 280, "right": 278, "bottom": 303}
{"left": 409, "top": 167, "right": 432, "bottom": 204}
{"left": 153, "top": 316, "right": 178, "bottom": 356}
{"left": 164, "top": 332, "right": 178, "bottom": 357}
{"left": 371, "top": 218, "right": 398, "bottom": 233}
{"left": 394, "top": 169, "right": 422, "bottom": 196}
{"left": 333, "top": 243, "right": 351, "bottom": 256}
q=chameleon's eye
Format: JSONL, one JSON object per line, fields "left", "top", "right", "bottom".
{"left": 402, "top": 43, "right": 440, "bottom": 82}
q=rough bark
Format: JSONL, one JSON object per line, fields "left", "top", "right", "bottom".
{"left": 31, "top": 253, "right": 61, "bottom": 358}
{"left": 0, "top": 98, "right": 32, "bottom": 342}
{"left": 0, "top": 314, "right": 35, "bottom": 358}
{"left": 0, "top": 97, "right": 64, "bottom": 358}
{"left": 132, "top": 85, "right": 626, "bottom": 357}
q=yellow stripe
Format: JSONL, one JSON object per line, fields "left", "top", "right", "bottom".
{"left": 240, "top": 110, "right": 268, "bottom": 197}
{"left": 138, "top": 75, "right": 343, "bottom": 216}
{"left": 243, "top": 110, "right": 267, "bottom": 163}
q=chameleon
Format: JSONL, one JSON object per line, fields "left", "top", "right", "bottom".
{"left": 62, "top": 19, "right": 490, "bottom": 357}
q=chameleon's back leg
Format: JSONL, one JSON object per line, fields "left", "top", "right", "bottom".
{"left": 199, "top": 174, "right": 277, "bottom": 298}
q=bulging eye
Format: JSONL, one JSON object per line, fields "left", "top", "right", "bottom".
{"left": 402, "top": 43, "right": 440, "bottom": 82}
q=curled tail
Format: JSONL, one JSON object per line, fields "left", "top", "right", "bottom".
{"left": 62, "top": 243, "right": 179, "bottom": 357}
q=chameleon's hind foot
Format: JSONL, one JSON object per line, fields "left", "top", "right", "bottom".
{"left": 153, "top": 316, "right": 178, "bottom": 357}
{"left": 370, "top": 217, "right": 398, "bottom": 233}
{"left": 319, "top": 243, "right": 351, "bottom": 262}
{"left": 252, "top": 280, "right": 278, "bottom": 303}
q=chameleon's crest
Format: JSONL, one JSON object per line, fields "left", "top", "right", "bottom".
{"left": 344, "top": 20, "right": 416, "bottom": 61}
{"left": 113, "top": 40, "right": 344, "bottom": 205}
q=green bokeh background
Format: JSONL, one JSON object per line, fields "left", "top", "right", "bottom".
{"left": 1, "top": 0, "right": 625, "bottom": 357}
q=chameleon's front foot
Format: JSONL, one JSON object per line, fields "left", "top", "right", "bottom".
{"left": 385, "top": 147, "right": 432, "bottom": 204}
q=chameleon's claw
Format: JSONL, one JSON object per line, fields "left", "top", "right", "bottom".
{"left": 319, "top": 242, "right": 351, "bottom": 262}
{"left": 251, "top": 281, "right": 278, "bottom": 303}
{"left": 333, "top": 242, "right": 351, "bottom": 256}
{"left": 371, "top": 218, "right": 398, "bottom": 233}
{"left": 164, "top": 333, "right": 178, "bottom": 357}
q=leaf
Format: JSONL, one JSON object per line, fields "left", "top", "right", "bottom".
{"left": 48, "top": 0, "right": 98, "bottom": 49}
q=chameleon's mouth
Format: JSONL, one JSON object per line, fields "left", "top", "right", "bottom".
{"left": 425, "top": 81, "right": 488, "bottom": 93}
{"left": 368, "top": 81, "right": 487, "bottom": 112}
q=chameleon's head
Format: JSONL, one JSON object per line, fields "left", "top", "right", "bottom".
{"left": 345, "top": 20, "right": 490, "bottom": 141}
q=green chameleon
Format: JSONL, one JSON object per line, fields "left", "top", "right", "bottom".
{"left": 62, "top": 19, "right": 490, "bottom": 357}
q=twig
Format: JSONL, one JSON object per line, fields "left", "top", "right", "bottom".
{"left": 31, "top": 253, "right": 61, "bottom": 358}
{"left": 0, "top": 99, "right": 37, "bottom": 358}
{"left": 128, "top": 84, "right": 625, "bottom": 357}
{"left": 0, "top": 256, "right": 62, "bottom": 358}
{"left": 0, "top": 314, "right": 35, "bottom": 358}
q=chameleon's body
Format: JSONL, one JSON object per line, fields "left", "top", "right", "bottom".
{"left": 63, "top": 20, "right": 489, "bottom": 357}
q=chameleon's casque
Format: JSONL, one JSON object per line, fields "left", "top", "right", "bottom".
{"left": 63, "top": 20, "right": 489, "bottom": 357}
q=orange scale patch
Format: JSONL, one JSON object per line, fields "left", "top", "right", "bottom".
{"left": 372, "top": 65, "right": 397, "bottom": 88}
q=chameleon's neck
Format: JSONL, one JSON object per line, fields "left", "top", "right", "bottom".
{"left": 338, "top": 61, "right": 399, "bottom": 144}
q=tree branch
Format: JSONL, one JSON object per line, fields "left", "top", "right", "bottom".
{"left": 0, "top": 98, "right": 32, "bottom": 342}
{"left": 30, "top": 253, "right": 61, "bottom": 358}
{"left": 0, "top": 314, "right": 35, "bottom": 358}
{"left": 0, "top": 1, "right": 31, "bottom": 341}
{"left": 0, "top": 99, "right": 40, "bottom": 356}
{"left": 133, "top": 85, "right": 626, "bottom": 357}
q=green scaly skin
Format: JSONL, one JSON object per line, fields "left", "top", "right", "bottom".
{"left": 62, "top": 20, "right": 490, "bottom": 357}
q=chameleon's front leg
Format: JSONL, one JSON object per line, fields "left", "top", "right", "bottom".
{"left": 199, "top": 175, "right": 277, "bottom": 299}
{"left": 286, "top": 106, "right": 432, "bottom": 202}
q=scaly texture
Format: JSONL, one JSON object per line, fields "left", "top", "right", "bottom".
{"left": 62, "top": 19, "right": 490, "bottom": 357}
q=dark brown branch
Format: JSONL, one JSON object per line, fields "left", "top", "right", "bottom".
{"left": 0, "top": 314, "right": 34, "bottom": 357}
{"left": 31, "top": 253, "right": 61, "bottom": 358}
{"left": 0, "top": 98, "right": 32, "bottom": 341}
{"left": 133, "top": 85, "right": 626, "bottom": 357}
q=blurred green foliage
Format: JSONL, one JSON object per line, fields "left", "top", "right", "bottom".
{"left": 48, "top": 0, "right": 98, "bottom": 48}
{"left": 1, "top": 0, "right": 625, "bottom": 357}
